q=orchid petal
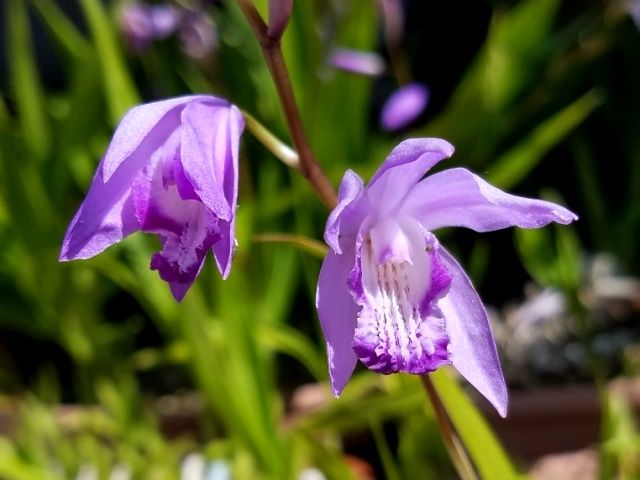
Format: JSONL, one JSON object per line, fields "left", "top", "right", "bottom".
{"left": 437, "top": 247, "right": 508, "bottom": 417}
{"left": 366, "top": 138, "right": 454, "bottom": 215}
{"left": 212, "top": 106, "right": 244, "bottom": 278}
{"left": 59, "top": 165, "right": 139, "bottom": 261}
{"left": 324, "top": 170, "right": 366, "bottom": 254}
{"left": 61, "top": 99, "right": 212, "bottom": 260}
{"left": 316, "top": 250, "right": 360, "bottom": 396}
{"left": 403, "top": 167, "right": 578, "bottom": 232}
{"left": 102, "top": 95, "right": 216, "bottom": 182}
{"left": 180, "top": 101, "right": 233, "bottom": 220}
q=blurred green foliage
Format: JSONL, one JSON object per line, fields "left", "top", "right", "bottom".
{"left": 0, "top": 0, "right": 638, "bottom": 478}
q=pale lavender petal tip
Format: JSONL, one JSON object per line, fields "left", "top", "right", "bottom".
{"left": 403, "top": 168, "right": 578, "bottom": 233}
{"left": 328, "top": 48, "right": 386, "bottom": 76}
{"left": 380, "top": 82, "right": 430, "bottom": 131}
{"left": 267, "top": 0, "right": 293, "bottom": 39}
{"left": 438, "top": 248, "right": 508, "bottom": 417}
{"left": 324, "top": 170, "right": 365, "bottom": 254}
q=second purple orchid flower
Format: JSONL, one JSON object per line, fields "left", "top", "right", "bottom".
{"left": 60, "top": 96, "right": 244, "bottom": 301}
{"left": 316, "top": 138, "right": 577, "bottom": 417}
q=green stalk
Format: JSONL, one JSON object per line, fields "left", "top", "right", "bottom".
{"left": 421, "top": 375, "right": 479, "bottom": 480}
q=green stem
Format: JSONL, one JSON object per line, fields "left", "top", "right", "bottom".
{"left": 421, "top": 375, "right": 479, "bottom": 480}
{"left": 235, "top": 0, "right": 338, "bottom": 210}
{"left": 242, "top": 110, "right": 300, "bottom": 169}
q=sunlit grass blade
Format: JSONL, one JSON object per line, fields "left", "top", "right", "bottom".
{"left": 516, "top": 222, "right": 582, "bottom": 291}
{"left": 487, "top": 90, "right": 603, "bottom": 189}
{"left": 31, "top": 0, "right": 90, "bottom": 60}
{"left": 430, "top": 369, "right": 524, "bottom": 480}
{"left": 601, "top": 388, "right": 640, "bottom": 480}
{"left": 304, "top": 1, "right": 378, "bottom": 173}
{"left": 0, "top": 439, "right": 51, "bottom": 480}
{"left": 6, "top": 0, "right": 51, "bottom": 161}
{"left": 253, "top": 233, "right": 328, "bottom": 259}
{"left": 371, "top": 419, "right": 402, "bottom": 480}
{"left": 78, "top": 0, "right": 140, "bottom": 123}
{"left": 420, "top": 0, "right": 561, "bottom": 166}
{"left": 257, "top": 323, "right": 327, "bottom": 381}
{"left": 296, "top": 376, "right": 424, "bottom": 434}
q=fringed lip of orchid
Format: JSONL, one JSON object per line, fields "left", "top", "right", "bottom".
{"left": 316, "top": 137, "right": 578, "bottom": 417}
{"left": 59, "top": 95, "right": 244, "bottom": 302}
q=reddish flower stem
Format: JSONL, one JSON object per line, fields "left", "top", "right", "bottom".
{"left": 421, "top": 375, "right": 479, "bottom": 480}
{"left": 236, "top": 0, "right": 338, "bottom": 210}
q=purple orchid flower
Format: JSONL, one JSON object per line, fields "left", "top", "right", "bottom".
{"left": 179, "top": 13, "right": 218, "bottom": 59}
{"left": 120, "top": 3, "right": 181, "bottom": 53}
{"left": 60, "top": 96, "right": 244, "bottom": 302}
{"left": 315, "top": 138, "right": 577, "bottom": 416}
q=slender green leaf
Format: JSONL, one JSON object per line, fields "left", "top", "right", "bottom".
{"left": 6, "top": 0, "right": 51, "bottom": 160}
{"left": 78, "top": 0, "right": 139, "bottom": 123}
{"left": 253, "top": 233, "right": 328, "bottom": 259}
{"left": 0, "top": 95, "right": 9, "bottom": 127}
{"left": 430, "top": 369, "right": 524, "bottom": 480}
{"left": 487, "top": 90, "right": 603, "bottom": 189}
{"left": 31, "top": 0, "right": 90, "bottom": 60}
{"left": 371, "top": 420, "right": 402, "bottom": 480}
{"left": 515, "top": 220, "right": 581, "bottom": 291}
{"left": 258, "top": 323, "right": 327, "bottom": 381}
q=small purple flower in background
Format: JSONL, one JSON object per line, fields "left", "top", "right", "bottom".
{"left": 179, "top": 13, "right": 218, "bottom": 59}
{"left": 120, "top": 3, "right": 181, "bottom": 53}
{"left": 328, "top": 48, "right": 386, "bottom": 77}
{"left": 120, "top": 2, "right": 217, "bottom": 58}
{"left": 316, "top": 138, "right": 577, "bottom": 416}
{"left": 379, "top": 82, "right": 430, "bottom": 131}
{"left": 60, "top": 96, "right": 244, "bottom": 302}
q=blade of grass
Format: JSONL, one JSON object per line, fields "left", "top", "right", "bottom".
{"left": 78, "top": 0, "right": 139, "bottom": 123}
{"left": 253, "top": 233, "right": 328, "bottom": 259}
{"left": 370, "top": 420, "right": 402, "bottom": 480}
{"left": 430, "top": 369, "right": 524, "bottom": 480}
{"left": 257, "top": 323, "right": 327, "bottom": 381}
{"left": 6, "top": 0, "right": 51, "bottom": 161}
{"left": 31, "top": 0, "right": 90, "bottom": 60}
{"left": 487, "top": 90, "right": 602, "bottom": 189}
